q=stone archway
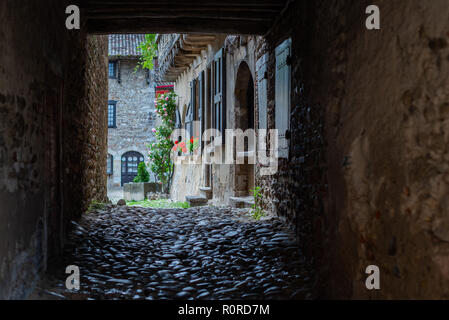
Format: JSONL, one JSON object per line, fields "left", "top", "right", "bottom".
{"left": 234, "top": 61, "right": 255, "bottom": 197}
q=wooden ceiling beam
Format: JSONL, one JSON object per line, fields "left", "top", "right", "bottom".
{"left": 82, "top": 0, "right": 288, "bottom": 34}
{"left": 85, "top": 11, "right": 275, "bottom": 21}
{"left": 81, "top": 0, "right": 284, "bottom": 8}
{"left": 88, "top": 18, "right": 270, "bottom": 35}
{"left": 84, "top": 6, "right": 281, "bottom": 12}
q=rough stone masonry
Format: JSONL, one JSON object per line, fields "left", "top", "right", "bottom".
{"left": 0, "top": 0, "right": 108, "bottom": 299}
{"left": 0, "top": 0, "right": 449, "bottom": 300}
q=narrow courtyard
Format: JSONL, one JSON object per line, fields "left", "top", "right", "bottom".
{"left": 31, "top": 205, "right": 315, "bottom": 300}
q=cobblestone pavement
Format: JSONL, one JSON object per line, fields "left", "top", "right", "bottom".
{"left": 32, "top": 205, "right": 316, "bottom": 300}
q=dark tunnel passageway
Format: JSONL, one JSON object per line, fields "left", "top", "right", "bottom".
{"left": 1, "top": 0, "right": 449, "bottom": 300}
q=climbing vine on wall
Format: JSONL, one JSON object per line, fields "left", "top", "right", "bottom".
{"left": 147, "top": 91, "right": 177, "bottom": 193}
{"left": 136, "top": 34, "right": 157, "bottom": 71}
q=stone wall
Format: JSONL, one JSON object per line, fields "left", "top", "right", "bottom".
{"left": 170, "top": 35, "right": 228, "bottom": 202}
{"left": 107, "top": 59, "right": 156, "bottom": 186}
{"left": 0, "top": 0, "right": 108, "bottom": 298}
{"left": 225, "top": 36, "right": 258, "bottom": 200}
{"left": 258, "top": 0, "right": 449, "bottom": 298}
{"left": 79, "top": 35, "right": 109, "bottom": 209}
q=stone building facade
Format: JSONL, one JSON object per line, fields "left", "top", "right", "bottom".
{"left": 107, "top": 34, "right": 157, "bottom": 187}
{"left": 2, "top": 0, "right": 449, "bottom": 300}
{"left": 159, "top": 35, "right": 269, "bottom": 207}
{"left": 158, "top": 0, "right": 449, "bottom": 299}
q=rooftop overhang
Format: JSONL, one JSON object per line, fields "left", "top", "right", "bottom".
{"left": 80, "top": 0, "right": 289, "bottom": 35}
{"left": 157, "top": 34, "right": 217, "bottom": 82}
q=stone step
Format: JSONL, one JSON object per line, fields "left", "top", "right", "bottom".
{"left": 186, "top": 195, "right": 208, "bottom": 207}
{"left": 229, "top": 196, "right": 254, "bottom": 209}
{"left": 199, "top": 186, "right": 213, "bottom": 199}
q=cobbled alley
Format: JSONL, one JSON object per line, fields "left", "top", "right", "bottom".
{"left": 31, "top": 205, "right": 315, "bottom": 300}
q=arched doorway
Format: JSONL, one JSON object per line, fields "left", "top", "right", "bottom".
{"left": 121, "top": 151, "right": 144, "bottom": 186}
{"left": 234, "top": 61, "right": 255, "bottom": 196}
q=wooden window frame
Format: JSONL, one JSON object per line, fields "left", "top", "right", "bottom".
{"left": 107, "top": 154, "right": 113, "bottom": 175}
{"left": 108, "top": 100, "right": 117, "bottom": 128}
{"left": 198, "top": 71, "right": 205, "bottom": 154}
{"left": 108, "top": 61, "right": 117, "bottom": 79}
{"left": 185, "top": 103, "right": 194, "bottom": 140}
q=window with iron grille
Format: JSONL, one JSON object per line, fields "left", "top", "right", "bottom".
{"left": 108, "top": 61, "right": 117, "bottom": 78}
{"left": 108, "top": 101, "right": 116, "bottom": 128}
{"left": 107, "top": 154, "right": 113, "bottom": 175}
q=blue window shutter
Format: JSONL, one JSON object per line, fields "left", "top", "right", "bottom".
{"left": 275, "top": 38, "right": 292, "bottom": 159}
{"left": 256, "top": 53, "right": 268, "bottom": 130}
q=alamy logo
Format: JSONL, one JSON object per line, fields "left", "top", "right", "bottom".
{"left": 366, "top": 5, "right": 380, "bottom": 30}
{"left": 171, "top": 124, "right": 279, "bottom": 176}
{"left": 365, "top": 265, "right": 380, "bottom": 290}
{"left": 65, "top": 5, "right": 80, "bottom": 30}
{"left": 65, "top": 265, "right": 80, "bottom": 291}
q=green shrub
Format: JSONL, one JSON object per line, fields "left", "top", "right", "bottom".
{"left": 250, "top": 186, "right": 265, "bottom": 220}
{"left": 133, "top": 162, "right": 150, "bottom": 183}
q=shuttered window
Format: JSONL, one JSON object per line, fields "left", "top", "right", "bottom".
{"left": 275, "top": 38, "right": 292, "bottom": 159}
{"left": 174, "top": 108, "right": 182, "bottom": 129}
{"left": 213, "top": 48, "right": 226, "bottom": 144}
{"left": 256, "top": 53, "right": 268, "bottom": 130}
{"left": 174, "top": 108, "right": 183, "bottom": 156}
{"left": 107, "top": 154, "right": 113, "bottom": 175}
{"left": 185, "top": 80, "right": 197, "bottom": 143}
{"left": 198, "top": 71, "right": 204, "bottom": 153}
{"left": 185, "top": 104, "right": 194, "bottom": 143}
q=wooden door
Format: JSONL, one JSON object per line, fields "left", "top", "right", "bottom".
{"left": 121, "top": 151, "right": 144, "bottom": 186}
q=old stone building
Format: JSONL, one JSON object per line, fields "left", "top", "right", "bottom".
{"left": 1, "top": 0, "right": 449, "bottom": 300}
{"left": 158, "top": 0, "right": 449, "bottom": 298}
{"left": 161, "top": 34, "right": 260, "bottom": 206}
{"left": 107, "top": 34, "right": 157, "bottom": 186}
